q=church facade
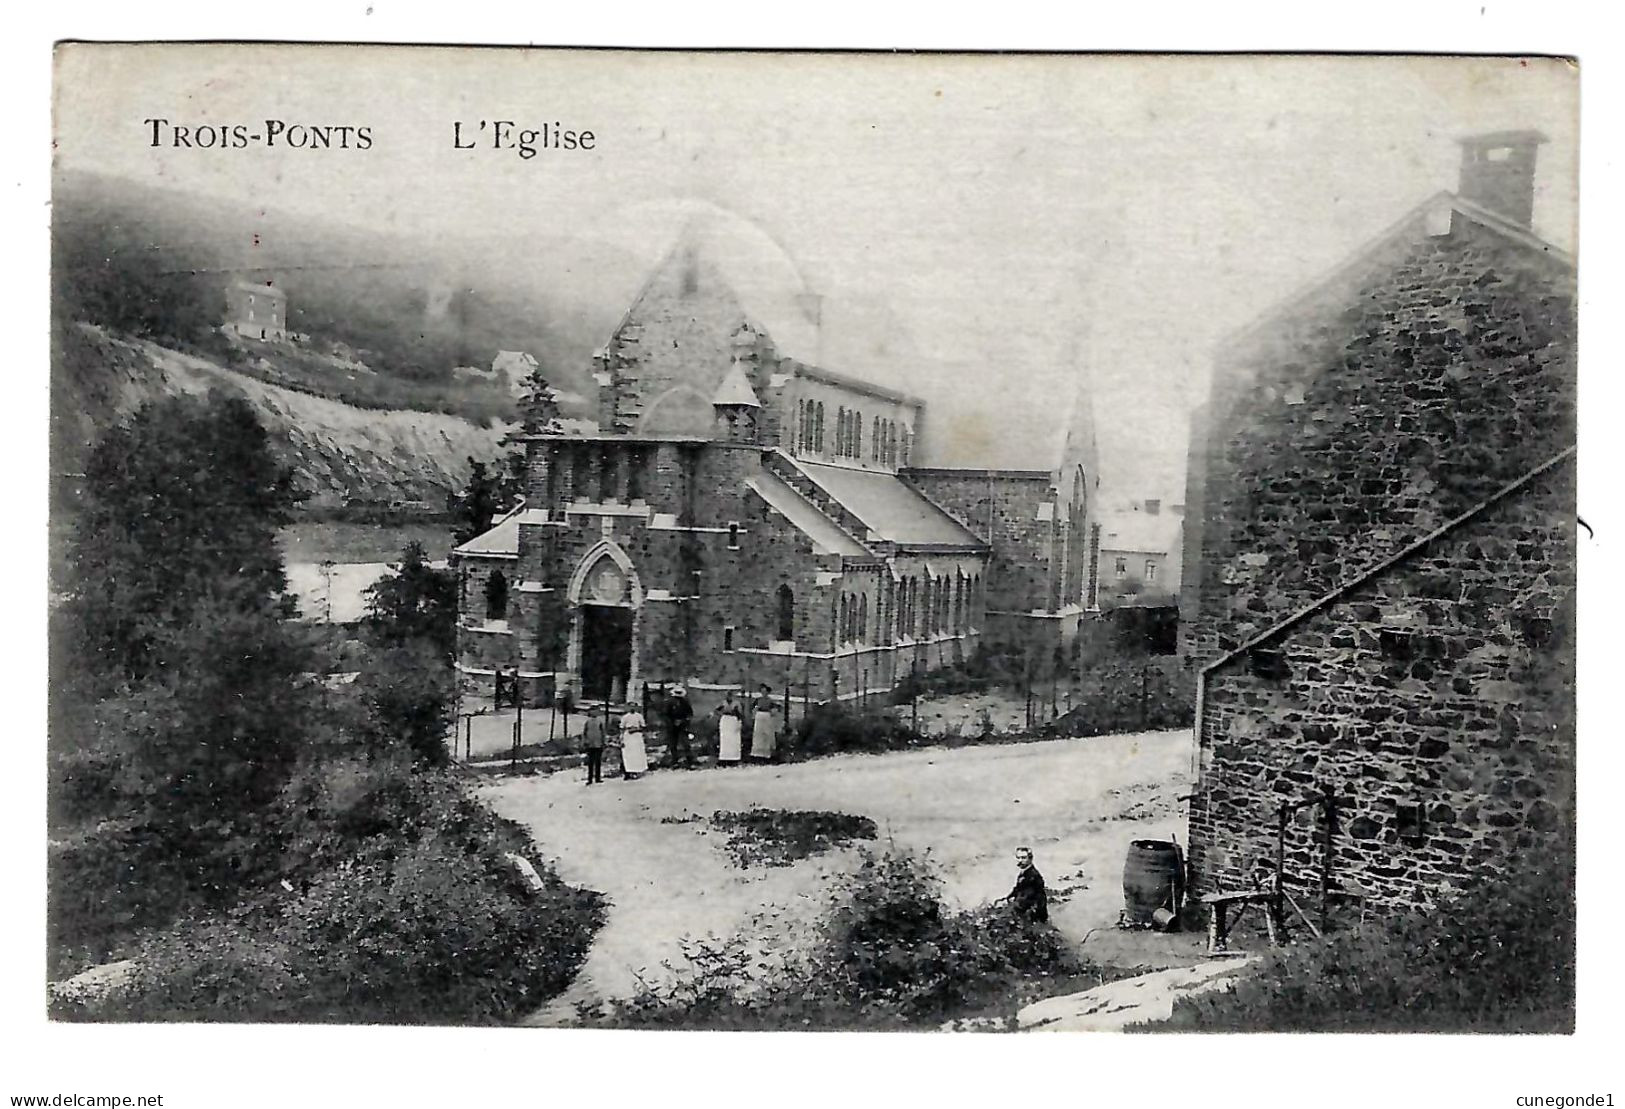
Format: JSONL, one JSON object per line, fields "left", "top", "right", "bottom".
{"left": 452, "top": 233, "right": 1101, "bottom": 709}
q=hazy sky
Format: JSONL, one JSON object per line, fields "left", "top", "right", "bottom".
{"left": 54, "top": 47, "right": 1578, "bottom": 498}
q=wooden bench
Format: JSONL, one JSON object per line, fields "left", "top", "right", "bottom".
{"left": 1201, "top": 889, "right": 1283, "bottom": 954}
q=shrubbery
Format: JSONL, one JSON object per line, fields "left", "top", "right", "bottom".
{"left": 49, "top": 394, "right": 604, "bottom": 1023}
{"left": 60, "top": 760, "right": 605, "bottom": 1024}
{"left": 1154, "top": 842, "right": 1575, "bottom": 1032}
{"left": 1040, "top": 656, "right": 1194, "bottom": 738}
{"left": 594, "top": 848, "right": 1082, "bottom": 1030}
{"left": 783, "top": 702, "right": 919, "bottom": 760}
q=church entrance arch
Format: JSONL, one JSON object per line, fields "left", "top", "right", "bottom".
{"left": 566, "top": 541, "right": 643, "bottom": 704}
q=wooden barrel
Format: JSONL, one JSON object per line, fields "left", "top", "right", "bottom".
{"left": 1123, "top": 840, "right": 1184, "bottom": 926}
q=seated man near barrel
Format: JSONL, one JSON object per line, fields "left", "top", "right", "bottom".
{"left": 1005, "top": 846, "right": 1048, "bottom": 923}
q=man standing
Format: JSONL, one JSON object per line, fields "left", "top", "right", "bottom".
{"left": 1007, "top": 846, "right": 1048, "bottom": 924}
{"left": 665, "top": 685, "right": 694, "bottom": 769}
{"left": 581, "top": 704, "right": 607, "bottom": 785}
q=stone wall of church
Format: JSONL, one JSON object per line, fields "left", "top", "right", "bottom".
{"left": 902, "top": 470, "right": 1063, "bottom": 630}
{"left": 453, "top": 554, "right": 521, "bottom": 678}
{"left": 595, "top": 245, "right": 759, "bottom": 435}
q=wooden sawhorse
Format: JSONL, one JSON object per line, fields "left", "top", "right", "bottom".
{"left": 1202, "top": 889, "right": 1283, "bottom": 954}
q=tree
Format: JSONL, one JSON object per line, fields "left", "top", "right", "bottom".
{"left": 518, "top": 364, "right": 563, "bottom": 436}
{"left": 450, "top": 458, "right": 506, "bottom": 546}
{"left": 53, "top": 393, "right": 317, "bottom": 916}
{"left": 356, "top": 639, "right": 455, "bottom": 767}
{"left": 63, "top": 391, "right": 301, "bottom": 692}
{"left": 362, "top": 542, "right": 457, "bottom": 658}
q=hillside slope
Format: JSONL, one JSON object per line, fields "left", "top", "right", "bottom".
{"left": 54, "top": 323, "right": 510, "bottom": 508}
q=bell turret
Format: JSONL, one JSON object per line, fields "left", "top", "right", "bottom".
{"left": 712, "top": 359, "right": 763, "bottom": 444}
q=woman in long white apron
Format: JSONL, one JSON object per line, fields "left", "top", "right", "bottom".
{"left": 716, "top": 692, "right": 745, "bottom": 765}
{"left": 619, "top": 707, "right": 649, "bottom": 779}
{"left": 750, "top": 684, "right": 778, "bottom": 762}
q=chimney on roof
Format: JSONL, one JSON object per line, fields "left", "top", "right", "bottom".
{"left": 1457, "top": 130, "right": 1547, "bottom": 228}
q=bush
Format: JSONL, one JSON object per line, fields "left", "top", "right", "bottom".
{"left": 1041, "top": 656, "right": 1194, "bottom": 738}
{"left": 355, "top": 640, "right": 456, "bottom": 767}
{"left": 786, "top": 702, "right": 918, "bottom": 760}
{"left": 272, "top": 834, "right": 601, "bottom": 1024}
{"left": 597, "top": 848, "right": 1080, "bottom": 1030}
{"left": 72, "top": 766, "right": 606, "bottom": 1025}
{"left": 1155, "top": 843, "right": 1575, "bottom": 1032}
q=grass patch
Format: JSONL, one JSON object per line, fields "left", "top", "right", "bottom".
{"left": 1145, "top": 842, "right": 1574, "bottom": 1033}
{"left": 279, "top": 521, "right": 455, "bottom": 564}
{"left": 707, "top": 808, "right": 878, "bottom": 868}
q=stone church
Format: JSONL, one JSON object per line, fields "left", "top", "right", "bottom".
{"left": 1181, "top": 131, "right": 1576, "bottom": 914}
{"left": 452, "top": 227, "right": 1102, "bottom": 709}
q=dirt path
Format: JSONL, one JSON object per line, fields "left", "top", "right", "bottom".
{"left": 481, "top": 728, "right": 1193, "bottom": 1023}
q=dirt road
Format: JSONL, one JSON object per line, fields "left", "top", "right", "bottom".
{"left": 481, "top": 728, "right": 1193, "bottom": 1023}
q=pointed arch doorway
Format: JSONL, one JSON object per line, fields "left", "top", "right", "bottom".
{"left": 567, "top": 540, "right": 644, "bottom": 704}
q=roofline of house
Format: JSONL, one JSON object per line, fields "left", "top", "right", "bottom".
{"left": 509, "top": 432, "right": 712, "bottom": 444}
{"left": 789, "top": 361, "right": 924, "bottom": 408}
{"left": 1198, "top": 444, "right": 1576, "bottom": 680}
{"left": 227, "top": 280, "right": 285, "bottom": 296}
{"left": 901, "top": 466, "right": 1053, "bottom": 481}
{"left": 1219, "top": 190, "right": 1573, "bottom": 357}
{"left": 893, "top": 541, "right": 991, "bottom": 554}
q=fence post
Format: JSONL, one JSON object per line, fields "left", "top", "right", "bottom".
{"left": 910, "top": 657, "right": 919, "bottom": 734}
{"left": 1024, "top": 657, "right": 1033, "bottom": 731}
{"left": 515, "top": 671, "right": 524, "bottom": 750}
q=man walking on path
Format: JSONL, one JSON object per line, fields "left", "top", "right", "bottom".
{"left": 582, "top": 705, "right": 608, "bottom": 785}
{"left": 665, "top": 685, "right": 695, "bottom": 768}
{"left": 1006, "top": 846, "right": 1048, "bottom": 923}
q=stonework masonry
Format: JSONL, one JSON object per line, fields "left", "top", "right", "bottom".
{"left": 905, "top": 466, "right": 1097, "bottom": 650}
{"left": 1188, "top": 461, "right": 1575, "bottom": 908}
{"left": 455, "top": 223, "right": 1108, "bottom": 709}
{"left": 1182, "top": 175, "right": 1576, "bottom": 914}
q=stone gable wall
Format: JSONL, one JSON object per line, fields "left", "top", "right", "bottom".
{"left": 1186, "top": 220, "right": 1575, "bottom": 667}
{"left": 903, "top": 470, "right": 1059, "bottom": 619}
{"left": 1188, "top": 461, "right": 1575, "bottom": 911}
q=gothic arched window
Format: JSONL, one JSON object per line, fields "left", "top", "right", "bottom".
{"left": 777, "top": 584, "right": 795, "bottom": 642}
{"left": 485, "top": 570, "right": 509, "bottom": 622}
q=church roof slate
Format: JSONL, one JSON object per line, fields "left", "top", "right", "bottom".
{"left": 744, "top": 470, "right": 870, "bottom": 557}
{"left": 787, "top": 458, "right": 985, "bottom": 550}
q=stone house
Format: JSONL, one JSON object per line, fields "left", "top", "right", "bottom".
{"left": 451, "top": 229, "right": 1101, "bottom": 709}
{"left": 1181, "top": 131, "right": 1576, "bottom": 913}
{"left": 222, "top": 279, "right": 287, "bottom": 341}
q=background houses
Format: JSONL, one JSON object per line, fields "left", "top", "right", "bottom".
{"left": 222, "top": 280, "right": 287, "bottom": 342}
